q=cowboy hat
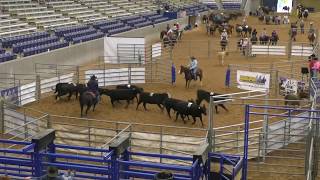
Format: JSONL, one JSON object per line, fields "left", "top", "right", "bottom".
{"left": 90, "top": 75, "right": 97, "bottom": 80}
{"left": 47, "top": 166, "right": 58, "bottom": 178}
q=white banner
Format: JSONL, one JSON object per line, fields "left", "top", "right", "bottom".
{"left": 279, "top": 78, "right": 298, "bottom": 95}
{"left": 104, "top": 37, "right": 145, "bottom": 63}
{"left": 236, "top": 70, "right": 270, "bottom": 92}
{"left": 277, "top": 0, "right": 293, "bottom": 13}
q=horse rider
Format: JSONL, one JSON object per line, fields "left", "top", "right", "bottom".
{"left": 252, "top": 28, "right": 257, "bottom": 37}
{"left": 261, "top": 28, "right": 267, "bottom": 38}
{"left": 271, "top": 30, "right": 277, "bottom": 37}
{"left": 242, "top": 38, "right": 249, "bottom": 56}
{"left": 221, "top": 29, "right": 228, "bottom": 41}
{"left": 300, "top": 19, "right": 305, "bottom": 34}
{"left": 87, "top": 75, "right": 100, "bottom": 102}
{"left": 309, "top": 22, "right": 315, "bottom": 35}
{"left": 188, "top": 56, "right": 198, "bottom": 80}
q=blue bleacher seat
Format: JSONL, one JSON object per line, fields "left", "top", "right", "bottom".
{"left": 12, "top": 36, "right": 59, "bottom": 54}
{"left": 1, "top": 32, "right": 50, "bottom": 48}
{"left": 0, "top": 53, "right": 17, "bottom": 63}
{"left": 22, "top": 41, "right": 69, "bottom": 57}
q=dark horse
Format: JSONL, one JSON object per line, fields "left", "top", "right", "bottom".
{"left": 270, "top": 34, "right": 279, "bottom": 45}
{"left": 179, "top": 65, "right": 203, "bottom": 88}
{"left": 80, "top": 90, "right": 98, "bottom": 117}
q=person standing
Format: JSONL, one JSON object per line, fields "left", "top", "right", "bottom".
{"left": 171, "top": 63, "right": 176, "bottom": 85}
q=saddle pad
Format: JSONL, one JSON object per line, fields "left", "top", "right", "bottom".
{"left": 187, "top": 102, "right": 193, "bottom": 108}
{"left": 150, "top": 93, "right": 154, "bottom": 97}
{"left": 127, "top": 84, "right": 131, "bottom": 88}
{"left": 210, "top": 92, "right": 214, "bottom": 96}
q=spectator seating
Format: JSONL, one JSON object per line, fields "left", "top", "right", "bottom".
{"left": 63, "top": 28, "right": 98, "bottom": 42}
{"left": 54, "top": 25, "right": 90, "bottom": 37}
{"left": 22, "top": 41, "right": 69, "bottom": 57}
{"left": 143, "top": 13, "right": 170, "bottom": 24}
{"left": 1, "top": 32, "right": 50, "bottom": 48}
{"left": 94, "top": 21, "right": 132, "bottom": 34}
{"left": 0, "top": 48, "right": 5, "bottom": 54}
{"left": 47, "top": 0, "right": 105, "bottom": 23}
{"left": 72, "top": 32, "right": 105, "bottom": 44}
{"left": 92, "top": 20, "right": 119, "bottom": 29}
{"left": 0, "top": 53, "right": 17, "bottom": 62}
{"left": 0, "top": 13, "right": 37, "bottom": 38}
{"left": 108, "top": 25, "right": 132, "bottom": 35}
{"left": 221, "top": 0, "right": 241, "bottom": 9}
{"left": 1, "top": 0, "right": 78, "bottom": 30}
{"left": 12, "top": 36, "right": 59, "bottom": 53}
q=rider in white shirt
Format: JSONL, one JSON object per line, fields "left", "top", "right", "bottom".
{"left": 189, "top": 56, "right": 198, "bottom": 80}
{"left": 221, "top": 29, "right": 228, "bottom": 41}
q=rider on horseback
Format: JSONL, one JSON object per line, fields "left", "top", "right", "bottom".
{"left": 261, "top": 28, "right": 267, "bottom": 38}
{"left": 221, "top": 29, "right": 228, "bottom": 41}
{"left": 188, "top": 56, "right": 198, "bottom": 80}
{"left": 87, "top": 75, "right": 100, "bottom": 102}
{"left": 309, "top": 22, "right": 315, "bottom": 34}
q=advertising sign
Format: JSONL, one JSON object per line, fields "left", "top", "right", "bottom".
{"left": 236, "top": 70, "right": 270, "bottom": 92}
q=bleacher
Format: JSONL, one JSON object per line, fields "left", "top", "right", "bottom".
{"left": 199, "top": 0, "right": 218, "bottom": 9}
{"left": 1, "top": 0, "right": 78, "bottom": 30}
{"left": 22, "top": 40, "right": 69, "bottom": 57}
{"left": 221, "top": 0, "right": 241, "bottom": 9}
{"left": 0, "top": 14, "right": 37, "bottom": 37}
{"left": 0, "top": 0, "right": 191, "bottom": 61}
{"left": 46, "top": 0, "right": 106, "bottom": 23}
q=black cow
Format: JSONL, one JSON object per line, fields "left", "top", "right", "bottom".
{"left": 54, "top": 83, "right": 87, "bottom": 100}
{"left": 196, "top": 89, "right": 229, "bottom": 113}
{"left": 162, "top": 98, "right": 184, "bottom": 118}
{"left": 136, "top": 92, "right": 170, "bottom": 111}
{"left": 116, "top": 84, "right": 144, "bottom": 103}
{"left": 100, "top": 88, "right": 138, "bottom": 108}
{"left": 173, "top": 101, "right": 206, "bottom": 126}
{"left": 54, "top": 83, "right": 76, "bottom": 100}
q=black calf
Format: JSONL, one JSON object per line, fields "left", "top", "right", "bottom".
{"left": 137, "top": 92, "right": 170, "bottom": 111}
{"left": 54, "top": 83, "right": 76, "bottom": 100}
{"left": 163, "top": 98, "right": 184, "bottom": 118}
{"left": 196, "top": 89, "right": 229, "bottom": 113}
{"left": 100, "top": 88, "right": 138, "bottom": 108}
{"left": 116, "top": 84, "right": 143, "bottom": 103}
{"left": 173, "top": 101, "right": 206, "bottom": 126}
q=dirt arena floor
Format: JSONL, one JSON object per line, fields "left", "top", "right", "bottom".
{"left": 23, "top": 13, "right": 320, "bottom": 180}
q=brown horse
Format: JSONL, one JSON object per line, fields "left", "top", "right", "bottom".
{"left": 179, "top": 65, "right": 203, "bottom": 88}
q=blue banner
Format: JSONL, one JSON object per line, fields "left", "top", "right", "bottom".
{"left": 1, "top": 86, "right": 19, "bottom": 105}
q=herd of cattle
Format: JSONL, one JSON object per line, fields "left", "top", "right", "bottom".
{"left": 53, "top": 82, "right": 229, "bottom": 126}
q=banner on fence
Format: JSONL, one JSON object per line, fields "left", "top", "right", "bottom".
{"left": 1, "top": 87, "right": 19, "bottom": 104}
{"left": 236, "top": 70, "right": 270, "bottom": 91}
{"left": 279, "top": 77, "right": 298, "bottom": 96}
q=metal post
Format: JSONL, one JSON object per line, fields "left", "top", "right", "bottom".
{"left": 262, "top": 92, "right": 269, "bottom": 161}
{"left": 275, "top": 70, "right": 279, "bottom": 97}
{"left": 242, "top": 105, "right": 250, "bottom": 180}
{"left": 160, "top": 127, "right": 163, "bottom": 163}
{"left": 35, "top": 75, "right": 41, "bottom": 101}
{"left": 23, "top": 108, "right": 28, "bottom": 139}
{"left": 207, "top": 96, "right": 213, "bottom": 152}
{"left": 76, "top": 66, "right": 80, "bottom": 84}
{"left": 208, "top": 40, "right": 211, "bottom": 58}
{"left": 46, "top": 114, "right": 51, "bottom": 129}
{"left": 288, "top": 32, "right": 292, "bottom": 60}
{"left": 0, "top": 99, "right": 4, "bottom": 134}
